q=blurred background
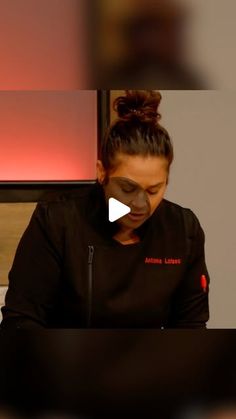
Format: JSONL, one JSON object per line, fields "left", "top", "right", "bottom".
{"left": 0, "top": 0, "right": 236, "bottom": 89}
{"left": 0, "top": 331, "right": 236, "bottom": 418}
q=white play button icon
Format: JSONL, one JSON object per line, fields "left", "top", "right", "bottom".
{"left": 108, "top": 197, "right": 131, "bottom": 222}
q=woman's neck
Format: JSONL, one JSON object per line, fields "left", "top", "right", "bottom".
{"left": 113, "top": 228, "right": 140, "bottom": 245}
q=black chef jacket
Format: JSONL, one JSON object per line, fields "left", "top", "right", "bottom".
{"left": 1, "top": 182, "right": 210, "bottom": 329}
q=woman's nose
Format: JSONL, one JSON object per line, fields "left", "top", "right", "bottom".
{"left": 129, "top": 190, "right": 150, "bottom": 212}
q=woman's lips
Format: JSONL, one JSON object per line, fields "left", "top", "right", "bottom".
{"left": 127, "top": 212, "right": 146, "bottom": 221}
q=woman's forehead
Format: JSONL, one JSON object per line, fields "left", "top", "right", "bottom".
{"left": 110, "top": 155, "right": 168, "bottom": 186}
{"left": 113, "top": 154, "right": 168, "bottom": 176}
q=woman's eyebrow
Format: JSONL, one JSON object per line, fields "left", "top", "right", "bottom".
{"left": 118, "top": 179, "right": 137, "bottom": 187}
{"left": 116, "top": 178, "right": 165, "bottom": 188}
{"left": 148, "top": 182, "right": 165, "bottom": 188}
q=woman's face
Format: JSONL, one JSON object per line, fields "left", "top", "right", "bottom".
{"left": 97, "top": 153, "right": 169, "bottom": 229}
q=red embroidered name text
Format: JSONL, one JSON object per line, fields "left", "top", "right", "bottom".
{"left": 145, "top": 257, "right": 182, "bottom": 265}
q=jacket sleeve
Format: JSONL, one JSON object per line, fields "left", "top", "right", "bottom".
{"left": 167, "top": 210, "right": 210, "bottom": 329}
{"left": 0, "top": 201, "right": 64, "bottom": 329}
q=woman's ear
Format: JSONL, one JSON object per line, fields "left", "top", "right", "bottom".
{"left": 96, "top": 160, "right": 106, "bottom": 184}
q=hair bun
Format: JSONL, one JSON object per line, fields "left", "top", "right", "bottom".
{"left": 113, "top": 90, "right": 162, "bottom": 124}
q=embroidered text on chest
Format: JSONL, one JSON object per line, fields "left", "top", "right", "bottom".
{"left": 145, "top": 257, "right": 182, "bottom": 265}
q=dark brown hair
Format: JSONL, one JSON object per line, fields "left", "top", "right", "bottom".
{"left": 100, "top": 90, "right": 174, "bottom": 173}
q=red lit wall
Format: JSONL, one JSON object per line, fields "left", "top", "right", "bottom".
{"left": 0, "top": 91, "right": 97, "bottom": 181}
{"left": 0, "top": 0, "right": 88, "bottom": 89}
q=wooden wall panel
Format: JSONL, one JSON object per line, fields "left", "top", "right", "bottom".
{"left": 0, "top": 203, "right": 36, "bottom": 285}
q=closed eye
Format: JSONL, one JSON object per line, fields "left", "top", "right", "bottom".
{"left": 121, "top": 187, "right": 136, "bottom": 193}
{"left": 147, "top": 191, "right": 159, "bottom": 195}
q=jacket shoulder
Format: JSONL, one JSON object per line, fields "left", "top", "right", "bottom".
{"left": 31, "top": 184, "right": 96, "bottom": 229}
{"left": 38, "top": 183, "right": 95, "bottom": 204}
{"left": 162, "top": 198, "right": 194, "bottom": 214}
{"left": 161, "top": 199, "right": 203, "bottom": 236}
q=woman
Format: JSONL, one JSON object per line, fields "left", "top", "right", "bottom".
{"left": 1, "top": 90, "right": 210, "bottom": 329}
